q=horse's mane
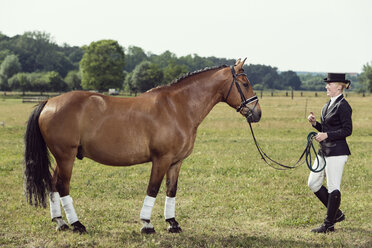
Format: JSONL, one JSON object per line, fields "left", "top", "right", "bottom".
{"left": 170, "top": 64, "right": 228, "bottom": 85}
{"left": 146, "top": 64, "right": 228, "bottom": 93}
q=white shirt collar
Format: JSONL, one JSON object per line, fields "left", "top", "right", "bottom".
{"left": 330, "top": 93, "right": 343, "bottom": 105}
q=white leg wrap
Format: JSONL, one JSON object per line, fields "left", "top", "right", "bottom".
{"left": 140, "top": 195, "right": 156, "bottom": 220}
{"left": 164, "top": 196, "right": 176, "bottom": 220}
{"left": 49, "top": 192, "right": 62, "bottom": 219}
{"left": 61, "top": 195, "right": 78, "bottom": 224}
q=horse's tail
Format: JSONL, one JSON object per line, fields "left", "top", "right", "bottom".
{"left": 24, "top": 101, "right": 52, "bottom": 208}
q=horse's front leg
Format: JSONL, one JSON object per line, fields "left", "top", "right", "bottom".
{"left": 140, "top": 157, "right": 171, "bottom": 234}
{"left": 164, "top": 160, "right": 183, "bottom": 233}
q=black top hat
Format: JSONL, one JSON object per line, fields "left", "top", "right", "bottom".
{"left": 324, "top": 73, "right": 351, "bottom": 89}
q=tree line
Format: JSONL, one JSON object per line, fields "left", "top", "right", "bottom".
{"left": 0, "top": 31, "right": 371, "bottom": 94}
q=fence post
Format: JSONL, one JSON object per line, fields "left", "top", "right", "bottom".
{"left": 291, "top": 88, "right": 294, "bottom": 100}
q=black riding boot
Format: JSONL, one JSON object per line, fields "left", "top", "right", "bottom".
{"left": 314, "top": 186, "right": 345, "bottom": 223}
{"left": 311, "top": 190, "right": 341, "bottom": 233}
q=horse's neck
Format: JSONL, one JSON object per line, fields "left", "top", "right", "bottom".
{"left": 172, "top": 74, "right": 224, "bottom": 127}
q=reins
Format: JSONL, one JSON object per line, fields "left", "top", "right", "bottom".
{"left": 247, "top": 116, "right": 326, "bottom": 172}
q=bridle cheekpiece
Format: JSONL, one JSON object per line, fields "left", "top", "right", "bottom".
{"left": 225, "top": 65, "right": 259, "bottom": 121}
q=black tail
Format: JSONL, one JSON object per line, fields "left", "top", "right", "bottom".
{"left": 24, "top": 101, "right": 52, "bottom": 208}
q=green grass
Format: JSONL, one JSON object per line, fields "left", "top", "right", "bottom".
{"left": 0, "top": 94, "right": 371, "bottom": 247}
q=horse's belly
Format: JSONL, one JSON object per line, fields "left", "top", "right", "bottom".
{"left": 84, "top": 141, "right": 151, "bottom": 166}
{"left": 82, "top": 127, "right": 151, "bottom": 166}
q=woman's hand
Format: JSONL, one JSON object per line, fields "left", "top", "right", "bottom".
{"left": 315, "top": 132, "right": 328, "bottom": 142}
{"left": 308, "top": 112, "right": 316, "bottom": 126}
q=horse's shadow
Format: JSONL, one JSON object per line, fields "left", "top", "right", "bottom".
{"left": 94, "top": 227, "right": 372, "bottom": 247}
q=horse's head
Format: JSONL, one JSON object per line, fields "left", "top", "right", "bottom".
{"left": 223, "top": 58, "right": 262, "bottom": 123}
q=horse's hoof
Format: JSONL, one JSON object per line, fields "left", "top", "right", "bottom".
{"left": 140, "top": 219, "right": 155, "bottom": 234}
{"left": 168, "top": 226, "right": 182, "bottom": 233}
{"left": 141, "top": 227, "right": 156, "bottom": 234}
{"left": 57, "top": 223, "right": 69, "bottom": 231}
{"left": 52, "top": 217, "right": 69, "bottom": 231}
{"left": 71, "top": 221, "right": 87, "bottom": 234}
{"left": 166, "top": 218, "right": 182, "bottom": 233}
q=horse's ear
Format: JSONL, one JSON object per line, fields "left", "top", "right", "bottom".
{"left": 234, "top": 58, "right": 241, "bottom": 66}
{"left": 234, "top": 58, "right": 245, "bottom": 71}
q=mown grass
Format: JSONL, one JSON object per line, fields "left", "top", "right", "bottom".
{"left": 0, "top": 94, "right": 371, "bottom": 247}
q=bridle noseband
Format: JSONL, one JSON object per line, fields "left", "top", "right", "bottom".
{"left": 225, "top": 66, "right": 259, "bottom": 120}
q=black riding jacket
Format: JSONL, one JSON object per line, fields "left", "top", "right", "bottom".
{"left": 313, "top": 94, "right": 352, "bottom": 156}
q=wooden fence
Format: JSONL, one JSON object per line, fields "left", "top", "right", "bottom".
{"left": 22, "top": 96, "right": 49, "bottom": 103}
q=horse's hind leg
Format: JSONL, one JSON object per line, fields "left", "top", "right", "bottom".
{"left": 49, "top": 166, "right": 69, "bottom": 231}
{"left": 50, "top": 152, "right": 86, "bottom": 233}
{"left": 164, "top": 161, "right": 182, "bottom": 233}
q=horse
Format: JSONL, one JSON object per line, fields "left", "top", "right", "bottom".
{"left": 24, "top": 58, "right": 261, "bottom": 234}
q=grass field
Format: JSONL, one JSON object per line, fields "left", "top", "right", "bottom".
{"left": 0, "top": 93, "right": 371, "bottom": 247}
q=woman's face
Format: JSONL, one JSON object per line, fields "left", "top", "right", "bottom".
{"left": 326, "top": 82, "right": 343, "bottom": 97}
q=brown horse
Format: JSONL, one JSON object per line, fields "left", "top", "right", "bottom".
{"left": 24, "top": 59, "right": 261, "bottom": 233}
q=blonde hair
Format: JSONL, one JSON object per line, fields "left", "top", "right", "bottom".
{"left": 333, "top": 81, "right": 350, "bottom": 91}
{"left": 336, "top": 83, "right": 346, "bottom": 91}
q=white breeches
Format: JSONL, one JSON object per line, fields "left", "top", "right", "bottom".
{"left": 308, "top": 155, "right": 348, "bottom": 193}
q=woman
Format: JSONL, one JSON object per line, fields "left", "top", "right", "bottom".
{"left": 307, "top": 73, "right": 352, "bottom": 233}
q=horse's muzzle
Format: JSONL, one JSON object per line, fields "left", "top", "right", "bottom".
{"left": 241, "top": 107, "right": 261, "bottom": 123}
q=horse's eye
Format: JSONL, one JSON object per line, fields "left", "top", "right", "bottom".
{"left": 243, "top": 83, "right": 249, "bottom": 88}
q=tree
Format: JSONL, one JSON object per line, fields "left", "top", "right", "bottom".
{"left": 80, "top": 40, "right": 125, "bottom": 91}
{"left": 64, "top": 70, "right": 82, "bottom": 90}
{"left": 0, "top": 54, "right": 21, "bottom": 79}
{"left": 124, "top": 46, "right": 147, "bottom": 72}
{"left": 28, "top": 72, "right": 50, "bottom": 94}
{"left": 359, "top": 62, "right": 372, "bottom": 93}
{"left": 45, "top": 71, "right": 67, "bottom": 92}
{"left": 123, "top": 72, "right": 136, "bottom": 95}
{"left": 0, "top": 54, "right": 21, "bottom": 90}
{"left": 0, "top": 49, "right": 12, "bottom": 64}
{"left": 279, "top": 70, "right": 302, "bottom": 90}
{"left": 163, "top": 63, "right": 188, "bottom": 84}
{"left": 244, "top": 64, "right": 280, "bottom": 89}
{"left": 13, "top": 31, "right": 74, "bottom": 77}
{"left": 132, "top": 61, "right": 163, "bottom": 92}
{"left": 149, "top": 50, "right": 178, "bottom": 69}
{"left": 299, "top": 73, "right": 325, "bottom": 91}
{"left": 8, "top": 72, "right": 31, "bottom": 94}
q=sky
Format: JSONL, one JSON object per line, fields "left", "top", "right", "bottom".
{"left": 1, "top": 0, "right": 371, "bottom": 73}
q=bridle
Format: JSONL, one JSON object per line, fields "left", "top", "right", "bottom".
{"left": 225, "top": 65, "right": 325, "bottom": 172}
{"left": 225, "top": 66, "right": 259, "bottom": 121}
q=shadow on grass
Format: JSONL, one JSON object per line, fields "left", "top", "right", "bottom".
{"left": 163, "top": 233, "right": 319, "bottom": 248}
{"left": 95, "top": 230, "right": 320, "bottom": 248}
{"left": 76, "top": 224, "right": 372, "bottom": 248}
